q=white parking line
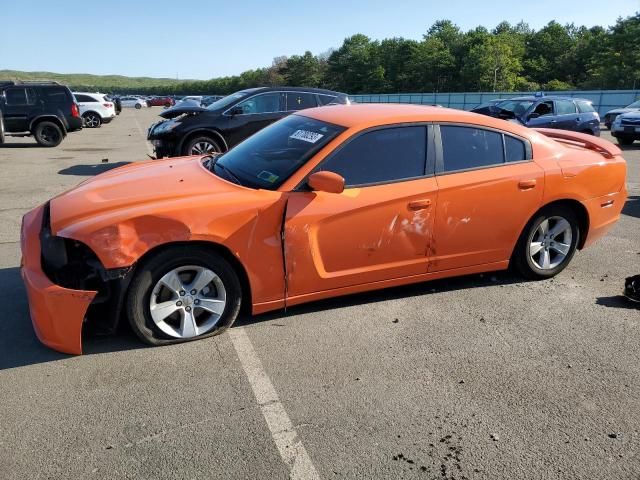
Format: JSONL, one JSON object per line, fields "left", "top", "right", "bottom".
{"left": 132, "top": 113, "right": 154, "bottom": 157}
{"left": 228, "top": 328, "right": 321, "bottom": 480}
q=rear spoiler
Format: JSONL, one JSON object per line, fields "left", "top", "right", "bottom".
{"left": 534, "top": 128, "right": 621, "bottom": 159}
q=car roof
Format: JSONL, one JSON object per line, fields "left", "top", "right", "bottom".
{"left": 297, "top": 103, "right": 533, "bottom": 134}
{"left": 246, "top": 86, "right": 346, "bottom": 96}
{"left": 504, "top": 95, "right": 592, "bottom": 103}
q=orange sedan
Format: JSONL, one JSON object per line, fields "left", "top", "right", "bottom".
{"left": 20, "top": 104, "right": 627, "bottom": 354}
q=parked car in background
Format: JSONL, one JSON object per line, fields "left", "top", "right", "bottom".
{"left": 148, "top": 87, "right": 350, "bottom": 157}
{"left": 176, "top": 96, "right": 203, "bottom": 107}
{"left": 603, "top": 100, "right": 640, "bottom": 129}
{"left": 120, "top": 96, "right": 147, "bottom": 109}
{"left": 610, "top": 110, "right": 640, "bottom": 145}
{"left": 21, "top": 104, "right": 627, "bottom": 353}
{"left": 472, "top": 95, "right": 600, "bottom": 135}
{"left": 106, "top": 95, "right": 121, "bottom": 115}
{"left": 0, "top": 81, "right": 82, "bottom": 147}
{"left": 201, "top": 95, "right": 224, "bottom": 107}
{"left": 73, "top": 92, "right": 116, "bottom": 128}
{"left": 147, "top": 96, "right": 175, "bottom": 108}
{"left": 470, "top": 99, "right": 506, "bottom": 115}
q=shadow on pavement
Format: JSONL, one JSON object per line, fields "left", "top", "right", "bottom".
{"left": 0, "top": 142, "right": 41, "bottom": 148}
{"left": 622, "top": 195, "right": 639, "bottom": 219}
{"left": 596, "top": 295, "right": 640, "bottom": 310}
{"left": 58, "top": 161, "right": 131, "bottom": 176}
{"left": 235, "top": 271, "right": 529, "bottom": 328}
{"left": 0, "top": 267, "right": 143, "bottom": 371}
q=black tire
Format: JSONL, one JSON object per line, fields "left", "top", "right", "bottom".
{"left": 164, "top": 102, "right": 171, "bottom": 108}
{"left": 617, "top": 137, "right": 634, "bottom": 146}
{"left": 126, "top": 245, "right": 242, "bottom": 346}
{"left": 512, "top": 205, "right": 580, "bottom": 280}
{"left": 0, "top": 112, "right": 5, "bottom": 145}
{"left": 183, "top": 135, "right": 222, "bottom": 156}
{"left": 33, "top": 121, "right": 63, "bottom": 147}
{"left": 135, "top": 103, "right": 142, "bottom": 110}
{"left": 82, "top": 112, "right": 102, "bottom": 128}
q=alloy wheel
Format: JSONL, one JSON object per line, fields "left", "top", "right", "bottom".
{"left": 190, "top": 141, "right": 218, "bottom": 155}
{"left": 85, "top": 114, "right": 99, "bottom": 128}
{"left": 149, "top": 265, "right": 226, "bottom": 339}
{"left": 528, "top": 216, "right": 572, "bottom": 270}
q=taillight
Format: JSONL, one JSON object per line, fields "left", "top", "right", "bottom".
{"left": 103, "top": 103, "right": 113, "bottom": 108}
{"left": 71, "top": 103, "right": 80, "bottom": 117}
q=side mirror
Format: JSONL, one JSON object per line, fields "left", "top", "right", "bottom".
{"left": 307, "top": 171, "right": 345, "bottom": 194}
{"left": 528, "top": 112, "right": 540, "bottom": 120}
{"left": 229, "top": 106, "right": 243, "bottom": 116}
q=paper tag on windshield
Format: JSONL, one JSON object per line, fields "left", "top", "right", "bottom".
{"left": 290, "top": 129, "right": 324, "bottom": 143}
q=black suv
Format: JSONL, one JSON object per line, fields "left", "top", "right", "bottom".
{"left": 147, "top": 86, "right": 349, "bottom": 157}
{"left": 0, "top": 81, "right": 83, "bottom": 147}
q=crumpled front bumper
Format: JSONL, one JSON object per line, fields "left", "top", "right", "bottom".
{"left": 20, "top": 204, "right": 97, "bottom": 355}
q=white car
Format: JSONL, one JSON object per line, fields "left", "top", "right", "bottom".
{"left": 73, "top": 92, "right": 116, "bottom": 128}
{"left": 119, "top": 96, "right": 148, "bottom": 109}
{"left": 176, "top": 95, "right": 203, "bottom": 106}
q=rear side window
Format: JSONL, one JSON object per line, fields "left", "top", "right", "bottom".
{"left": 286, "top": 92, "right": 317, "bottom": 111}
{"left": 319, "top": 126, "right": 427, "bottom": 187}
{"left": 75, "top": 94, "right": 96, "bottom": 102}
{"left": 505, "top": 135, "right": 526, "bottom": 162}
{"left": 318, "top": 95, "right": 337, "bottom": 106}
{"left": 576, "top": 101, "right": 595, "bottom": 113}
{"left": 555, "top": 100, "right": 576, "bottom": 115}
{"left": 43, "top": 87, "right": 70, "bottom": 103}
{"left": 440, "top": 126, "right": 503, "bottom": 172}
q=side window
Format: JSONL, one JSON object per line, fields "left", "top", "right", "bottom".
{"left": 556, "top": 100, "right": 576, "bottom": 115}
{"left": 576, "top": 100, "right": 595, "bottom": 113}
{"left": 505, "top": 135, "right": 526, "bottom": 163}
{"left": 286, "top": 92, "right": 317, "bottom": 111}
{"left": 5, "top": 88, "right": 29, "bottom": 105}
{"left": 236, "top": 92, "right": 281, "bottom": 114}
{"left": 318, "top": 95, "right": 337, "bottom": 106}
{"left": 532, "top": 101, "right": 554, "bottom": 117}
{"left": 43, "top": 87, "right": 69, "bottom": 103}
{"left": 319, "top": 126, "right": 427, "bottom": 187}
{"left": 440, "top": 126, "right": 504, "bottom": 172}
{"left": 75, "top": 94, "right": 93, "bottom": 102}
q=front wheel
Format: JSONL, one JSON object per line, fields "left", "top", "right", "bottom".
{"left": 135, "top": 103, "right": 142, "bottom": 109}
{"left": 512, "top": 206, "right": 580, "bottom": 280}
{"left": 126, "top": 246, "right": 242, "bottom": 346}
{"left": 183, "top": 136, "right": 221, "bottom": 156}
{"left": 33, "top": 121, "right": 63, "bottom": 147}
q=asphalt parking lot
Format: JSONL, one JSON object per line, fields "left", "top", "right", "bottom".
{"left": 0, "top": 107, "right": 639, "bottom": 480}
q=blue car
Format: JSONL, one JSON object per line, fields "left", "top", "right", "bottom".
{"left": 472, "top": 95, "right": 600, "bottom": 136}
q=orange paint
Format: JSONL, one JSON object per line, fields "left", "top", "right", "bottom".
{"left": 21, "top": 104, "right": 627, "bottom": 354}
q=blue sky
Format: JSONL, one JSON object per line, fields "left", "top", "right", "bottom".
{"left": 1, "top": 0, "right": 638, "bottom": 79}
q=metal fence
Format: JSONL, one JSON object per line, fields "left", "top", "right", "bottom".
{"left": 350, "top": 90, "right": 640, "bottom": 116}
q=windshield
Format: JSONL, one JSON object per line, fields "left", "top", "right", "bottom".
{"left": 495, "top": 99, "right": 535, "bottom": 116}
{"left": 627, "top": 100, "right": 640, "bottom": 108}
{"left": 206, "top": 92, "right": 250, "bottom": 111}
{"left": 213, "top": 115, "right": 345, "bottom": 190}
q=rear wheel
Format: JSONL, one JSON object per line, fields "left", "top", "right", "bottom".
{"left": 83, "top": 112, "right": 102, "bottom": 128}
{"left": 183, "top": 135, "right": 222, "bottom": 156}
{"left": 135, "top": 103, "right": 142, "bottom": 110}
{"left": 126, "top": 246, "right": 242, "bottom": 346}
{"left": 33, "top": 121, "right": 63, "bottom": 147}
{"left": 512, "top": 205, "right": 580, "bottom": 280}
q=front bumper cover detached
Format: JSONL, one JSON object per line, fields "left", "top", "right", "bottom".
{"left": 20, "top": 204, "right": 97, "bottom": 355}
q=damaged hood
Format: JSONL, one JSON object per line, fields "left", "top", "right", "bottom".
{"left": 50, "top": 157, "right": 243, "bottom": 235}
{"left": 159, "top": 102, "right": 207, "bottom": 119}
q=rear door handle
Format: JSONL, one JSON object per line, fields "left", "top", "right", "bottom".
{"left": 518, "top": 179, "right": 537, "bottom": 190}
{"left": 408, "top": 199, "right": 432, "bottom": 210}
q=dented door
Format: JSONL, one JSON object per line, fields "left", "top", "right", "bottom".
{"left": 284, "top": 178, "right": 438, "bottom": 298}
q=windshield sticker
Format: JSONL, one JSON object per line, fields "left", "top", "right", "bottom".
{"left": 258, "top": 170, "right": 279, "bottom": 183}
{"left": 290, "top": 129, "right": 324, "bottom": 144}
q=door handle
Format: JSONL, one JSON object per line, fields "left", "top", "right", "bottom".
{"left": 408, "top": 199, "right": 432, "bottom": 210}
{"left": 518, "top": 179, "right": 537, "bottom": 190}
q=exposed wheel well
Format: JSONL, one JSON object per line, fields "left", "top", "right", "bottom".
{"left": 180, "top": 129, "right": 228, "bottom": 154}
{"left": 82, "top": 110, "right": 102, "bottom": 118}
{"left": 129, "top": 240, "right": 252, "bottom": 314}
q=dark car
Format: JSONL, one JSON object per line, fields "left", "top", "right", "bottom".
{"left": 469, "top": 99, "right": 505, "bottom": 115}
{"left": 106, "top": 95, "right": 121, "bottom": 115}
{"left": 603, "top": 100, "right": 640, "bottom": 129}
{"left": 471, "top": 95, "right": 600, "bottom": 136}
{"left": 147, "top": 86, "right": 350, "bottom": 157}
{"left": 0, "top": 81, "right": 83, "bottom": 147}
